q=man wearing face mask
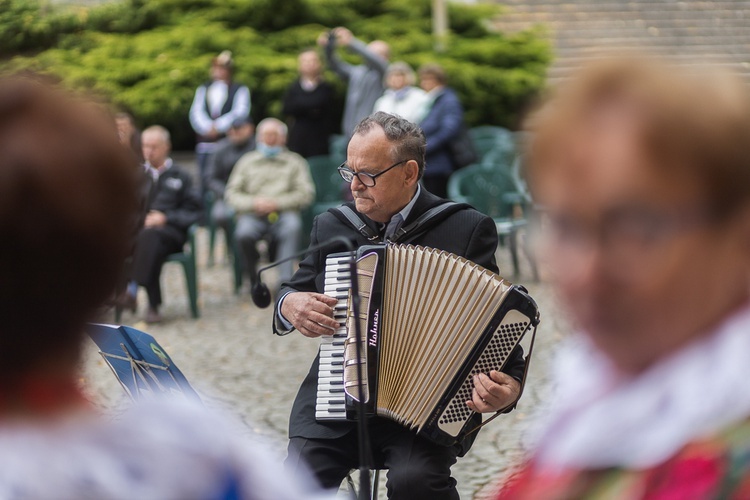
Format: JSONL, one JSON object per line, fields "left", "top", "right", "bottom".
{"left": 225, "top": 118, "right": 315, "bottom": 292}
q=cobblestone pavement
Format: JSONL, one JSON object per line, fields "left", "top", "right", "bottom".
{"left": 82, "top": 194, "right": 571, "bottom": 499}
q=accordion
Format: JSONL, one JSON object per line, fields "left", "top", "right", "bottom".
{"left": 316, "top": 244, "right": 539, "bottom": 446}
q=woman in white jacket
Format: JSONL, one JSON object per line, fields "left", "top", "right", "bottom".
{"left": 374, "top": 61, "right": 430, "bottom": 124}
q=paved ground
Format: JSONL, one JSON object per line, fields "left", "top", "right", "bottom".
{"left": 81, "top": 158, "right": 571, "bottom": 498}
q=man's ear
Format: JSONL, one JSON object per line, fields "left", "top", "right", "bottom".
{"left": 403, "top": 159, "right": 420, "bottom": 187}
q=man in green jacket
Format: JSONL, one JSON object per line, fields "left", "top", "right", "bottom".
{"left": 225, "top": 118, "right": 315, "bottom": 292}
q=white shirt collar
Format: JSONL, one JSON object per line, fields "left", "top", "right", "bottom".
{"left": 147, "top": 158, "right": 172, "bottom": 179}
{"left": 394, "top": 183, "right": 421, "bottom": 224}
{"left": 532, "top": 302, "right": 750, "bottom": 469}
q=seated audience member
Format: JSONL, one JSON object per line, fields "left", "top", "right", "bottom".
{"left": 0, "top": 74, "right": 328, "bottom": 499}
{"left": 417, "top": 63, "right": 466, "bottom": 198}
{"left": 225, "top": 118, "right": 315, "bottom": 291}
{"left": 282, "top": 49, "right": 336, "bottom": 158}
{"left": 496, "top": 58, "right": 750, "bottom": 498}
{"left": 125, "top": 125, "right": 202, "bottom": 323}
{"left": 374, "top": 61, "right": 429, "bottom": 124}
{"left": 206, "top": 117, "right": 256, "bottom": 234}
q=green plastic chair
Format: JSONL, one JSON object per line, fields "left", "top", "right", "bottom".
{"left": 447, "top": 163, "right": 533, "bottom": 278}
{"left": 165, "top": 224, "right": 200, "bottom": 318}
{"left": 114, "top": 225, "right": 199, "bottom": 321}
{"left": 205, "top": 191, "right": 233, "bottom": 267}
{"left": 300, "top": 155, "right": 345, "bottom": 250}
{"left": 306, "top": 155, "right": 346, "bottom": 203}
{"left": 328, "top": 134, "right": 348, "bottom": 164}
{"left": 469, "top": 126, "right": 515, "bottom": 161}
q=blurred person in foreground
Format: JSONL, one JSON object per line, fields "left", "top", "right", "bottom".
{"left": 496, "top": 57, "right": 750, "bottom": 498}
{"left": 282, "top": 48, "right": 336, "bottom": 158}
{"left": 0, "top": 75, "right": 328, "bottom": 499}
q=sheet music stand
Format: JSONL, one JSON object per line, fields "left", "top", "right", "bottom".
{"left": 87, "top": 323, "right": 201, "bottom": 402}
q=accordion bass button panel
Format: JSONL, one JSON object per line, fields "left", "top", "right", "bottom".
{"left": 436, "top": 309, "right": 532, "bottom": 438}
{"left": 315, "top": 253, "right": 353, "bottom": 421}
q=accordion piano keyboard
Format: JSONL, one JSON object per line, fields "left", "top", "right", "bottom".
{"left": 315, "top": 253, "right": 352, "bottom": 421}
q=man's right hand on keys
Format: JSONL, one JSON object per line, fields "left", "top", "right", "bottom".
{"left": 281, "top": 292, "right": 339, "bottom": 338}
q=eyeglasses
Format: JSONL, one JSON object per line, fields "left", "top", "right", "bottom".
{"left": 338, "top": 160, "right": 408, "bottom": 187}
{"left": 535, "top": 204, "right": 718, "bottom": 276}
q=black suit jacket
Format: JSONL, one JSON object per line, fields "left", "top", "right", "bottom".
{"left": 274, "top": 189, "right": 525, "bottom": 451}
{"left": 149, "top": 164, "right": 203, "bottom": 240}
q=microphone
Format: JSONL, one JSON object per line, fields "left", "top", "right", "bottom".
{"left": 251, "top": 235, "right": 355, "bottom": 308}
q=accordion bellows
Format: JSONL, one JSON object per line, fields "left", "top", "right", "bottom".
{"left": 337, "top": 244, "right": 538, "bottom": 445}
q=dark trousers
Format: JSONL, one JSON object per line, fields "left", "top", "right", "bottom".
{"left": 131, "top": 226, "right": 185, "bottom": 308}
{"left": 286, "top": 419, "right": 460, "bottom": 500}
{"left": 196, "top": 150, "right": 211, "bottom": 198}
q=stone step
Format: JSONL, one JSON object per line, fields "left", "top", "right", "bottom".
{"left": 550, "top": 51, "right": 750, "bottom": 65}
{"left": 556, "top": 35, "right": 750, "bottom": 48}
{"left": 490, "top": 0, "right": 750, "bottom": 81}
{"left": 497, "top": 13, "right": 749, "bottom": 27}
{"left": 508, "top": 27, "right": 750, "bottom": 41}
{"left": 495, "top": 17, "right": 750, "bottom": 31}
{"left": 548, "top": 58, "right": 750, "bottom": 78}
{"left": 554, "top": 35, "right": 750, "bottom": 49}
{"left": 497, "top": 1, "right": 750, "bottom": 12}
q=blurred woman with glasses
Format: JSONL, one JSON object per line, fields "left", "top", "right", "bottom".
{"left": 496, "top": 57, "right": 750, "bottom": 498}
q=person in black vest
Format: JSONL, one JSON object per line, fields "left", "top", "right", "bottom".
{"left": 282, "top": 49, "right": 336, "bottom": 158}
{"left": 274, "top": 112, "right": 525, "bottom": 499}
{"left": 126, "top": 126, "right": 202, "bottom": 323}
{"left": 189, "top": 51, "right": 251, "bottom": 196}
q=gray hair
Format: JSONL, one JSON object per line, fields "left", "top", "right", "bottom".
{"left": 257, "top": 117, "right": 288, "bottom": 138}
{"left": 385, "top": 61, "right": 416, "bottom": 87}
{"left": 142, "top": 125, "right": 171, "bottom": 145}
{"left": 352, "top": 111, "right": 426, "bottom": 180}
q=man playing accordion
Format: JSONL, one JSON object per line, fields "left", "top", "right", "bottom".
{"left": 274, "top": 112, "right": 526, "bottom": 499}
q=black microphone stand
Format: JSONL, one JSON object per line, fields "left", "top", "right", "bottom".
{"left": 347, "top": 245, "right": 372, "bottom": 500}
{"left": 252, "top": 236, "right": 372, "bottom": 499}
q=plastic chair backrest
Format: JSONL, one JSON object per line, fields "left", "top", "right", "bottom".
{"left": 329, "top": 134, "right": 348, "bottom": 164}
{"left": 306, "top": 155, "right": 344, "bottom": 203}
{"left": 469, "top": 126, "right": 515, "bottom": 160}
{"left": 447, "top": 164, "right": 518, "bottom": 220}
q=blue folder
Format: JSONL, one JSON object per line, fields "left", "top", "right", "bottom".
{"left": 87, "top": 323, "right": 201, "bottom": 402}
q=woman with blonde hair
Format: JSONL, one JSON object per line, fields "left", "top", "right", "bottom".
{"left": 496, "top": 57, "right": 750, "bottom": 498}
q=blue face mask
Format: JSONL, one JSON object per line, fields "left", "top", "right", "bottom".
{"left": 258, "top": 143, "right": 282, "bottom": 158}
